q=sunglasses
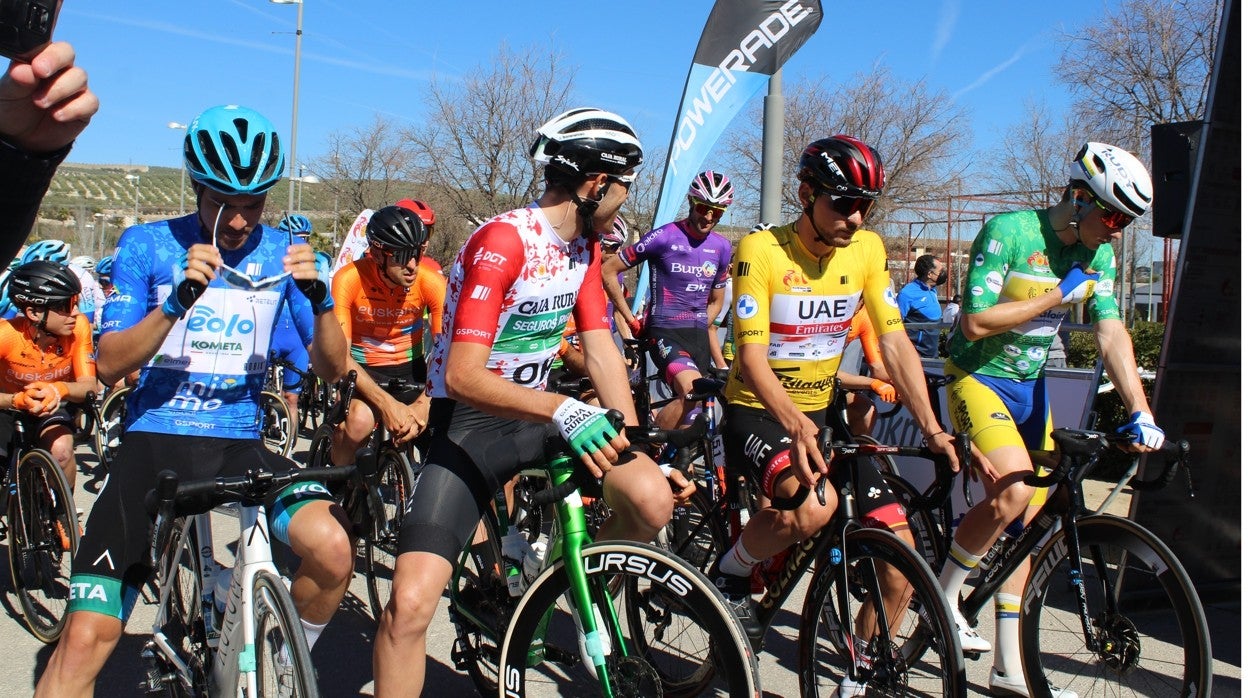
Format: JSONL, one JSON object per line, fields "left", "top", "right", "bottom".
{"left": 1073, "top": 188, "right": 1133, "bottom": 230}
{"left": 375, "top": 245, "right": 420, "bottom": 266}
{"left": 692, "top": 201, "right": 727, "bottom": 217}
{"left": 206, "top": 202, "right": 293, "bottom": 291}
{"left": 47, "top": 295, "right": 79, "bottom": 314}
{"left": 823, "top": 192, "right": 876, "bottom": 218}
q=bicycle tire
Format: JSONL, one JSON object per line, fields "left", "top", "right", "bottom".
{"left": 252, "top": 569, "right": 319, "bottom": 697}
{"left": 364, "top": 446, "right": 416, "bottom": 621}
{"left": 1020, "top": 515, "right": 1212, "bottom": 698}
{"left": 879, "top": 471, "right": 949, "bottom": 574}
{"left": 157, "top": 518, "right": 211, "bottom": 696}
{"left": 306, "top": 423, "right": 334, "bottom": 470}
{"left": 93, "top": 385, "right": 131, "bottom": 470}
{"left": 499, "top": 541, "right": 761, "bottom": 697}
{"left": 259, "top": 390, "right": 296, "bottom": 457}
{"left": 451, "top": 508, "right": 511, "bottom": 697}
{"left": 7, "top": 448, "right": 78, "bottom": 643}
{"left": 798, "top": 527, "right": 966, "bottom": 698}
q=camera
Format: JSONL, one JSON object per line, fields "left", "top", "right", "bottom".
{"left": 0, "top": 0, "right": 59, "bottom": 62}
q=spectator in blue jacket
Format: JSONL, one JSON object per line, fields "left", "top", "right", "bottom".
{"left": 898, "top": 254, "right": 945, "bottom": 358}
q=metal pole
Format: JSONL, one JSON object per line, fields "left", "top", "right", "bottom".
{"left": 286, "top": 1, "right": 304, "bottom": 214}
{"left": 759, "top": 70, "right": 784, "bottom": 226}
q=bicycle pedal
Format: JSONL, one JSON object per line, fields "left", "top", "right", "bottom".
{"left": 963, "top": 650, "right": 984, "bottom": 660}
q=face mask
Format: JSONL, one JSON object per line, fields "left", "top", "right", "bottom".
{"left": 934, "top": 271, "right": 948, "bottom": 286}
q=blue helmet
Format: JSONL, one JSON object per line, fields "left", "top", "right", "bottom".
{"left": 277, "top": 213, "right": 313, "bottom": 236}
{"left": 21, "top": 239, "right": 71, "bottom": 266}
{"left": 96, "top": 255, "right": 114, "bottom": 280}
{"left": 183, "top": 105, "right": 285, "bottom": 195}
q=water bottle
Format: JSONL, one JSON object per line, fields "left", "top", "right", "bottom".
{"left": 212, "top": 566, "right": 232, "bottom": 629}
{"left": 500, "top": 527, "right": 533, "bottom": 597}
{"left": 523, "top": 534, "right": 548, "bottom": 584}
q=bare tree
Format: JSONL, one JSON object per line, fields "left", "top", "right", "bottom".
{"left": 1054, "top": 0, "right": 1220, "bottom": 148}
{"left": 991, "top": 99, "right": 1087, "bottom": 208}
{"left": 724, "top": 67, "right": 971, "bottom": 224}
{"left": 312, "top": 114, "right": 414, "bottom": 216}
{"left": 403, "top": 43, "right": 577, "bottom": 232}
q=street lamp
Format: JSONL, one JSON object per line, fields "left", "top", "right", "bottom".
{"left": 271, "top": 0, "right": 304, "bottom": 215}
{"left": 168, "top": 121, "right": 188, "bottom": 215}
{"left": 125, "top": 174, "right": 141, "bottom": 224}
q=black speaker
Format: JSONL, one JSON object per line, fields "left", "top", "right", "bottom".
{"left": 1149, "top": 120, "right": 1202, "bottom": 238}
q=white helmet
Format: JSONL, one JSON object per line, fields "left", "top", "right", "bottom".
{"left": 530, "top": 108, "right": 643, "bottom": 178}
{"left": 70, "top": 255, "right": 97, "bottom": 273}
{"left": 1069, "top": 142, "right": 1153, "bottom": 218}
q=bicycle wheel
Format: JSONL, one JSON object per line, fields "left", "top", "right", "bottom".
{"left": 450, "top": 510, "right": 512, "bottom": 696}
{"left": 7, "top": 448, "right": 78, "bottom": 643}
{"left": 305, "top": 424, "right": 333, "bottom": 470}
{"left": 880, "top": 471, "right": 949, "bottom": 573}
{"left": 799, "top": 527, "right": 965, "bottom": 697}
{"left": 500, "top": 541, "right": 761, "bottom": 697}
{"left": 156, "top": 518, "right": 211, "bottom": 695}
{"left": 93, "top": 385, "right": 131, "bottom": 469}
{"left": 364, "top": 446, "right": 415, "bottom": 620}
{"left": 252, "top": 569, "right": 318, "bottom": 697}
{"left": 1020, "top": 515, "right": 1212, "bottom": 698}
{"left": 259, "top": 390, "right": 296, "bottom": 457}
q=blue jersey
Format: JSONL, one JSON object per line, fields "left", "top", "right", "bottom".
{"left": 102, "top": 214, "right": 314, "bottom": 439}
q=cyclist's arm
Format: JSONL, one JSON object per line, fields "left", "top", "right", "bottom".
{"left": 421, "top": 268, "right": 446, "bottom": 336}
{"left": 61, "top": 314, "right": 97, "bottom": 402}
{"left": 344, "top": 355, "right": 416, "bottom": 439}
{"left": 706, "top": 285, "right": 728, "bottom": 369}
{"left": 98, "top": 242, "right": 221, "bottom": 384}
{"left": 959, "top": 289, "right": 1065, "bottom": 341}
{"left": 601, "top": 253, "right": 635, "bottom": 325}
{"left": 579, "top": 327, "right": 639, "bottom": 425}
{"left": 1094, "top": 317, "right": 1152, "bottom": 417}
{"left": 835, "top": 370, "right": 875, "bottom": 391}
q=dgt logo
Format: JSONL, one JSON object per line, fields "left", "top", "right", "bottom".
{"left": 186, "top": 307, "right": 255, "bottom": 337}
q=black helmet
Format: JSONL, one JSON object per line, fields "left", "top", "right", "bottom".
{"left": 530, "top": 108, "right": 644, "bottom": 178}
{"left": 9, "top": 261, "right": 81, "bottom": 309}
{"left": 797, "top": 135, "right": 886, "bottom": 198}
{"left": 366, "top": 206, "right": 429, "bottom": 250}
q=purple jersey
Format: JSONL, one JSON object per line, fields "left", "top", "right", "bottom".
{"left": 619, "top": 221, "right": 732, "bottom": 330}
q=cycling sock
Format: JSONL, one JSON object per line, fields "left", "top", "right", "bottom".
{"left": 994, "top": 593, "right": 1023, "bottom": 677}
{"left": 939, "top": 540, "right": 981, "bottom": 608}
{"left": 718, "top": 539, "right": 765, "bottom": 578}
{"left": 301, "top": 617, "right": 327, "bottom": 651}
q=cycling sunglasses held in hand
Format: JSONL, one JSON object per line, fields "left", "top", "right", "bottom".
{"left": 208, "top": 205, "right": 292, "bottom": 291}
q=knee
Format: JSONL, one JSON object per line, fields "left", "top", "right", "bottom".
{"left": 792, "top": 501, "right": 832, "bottom": 540}
{"left": 384, "top": 582, "right": 439, "bottom": 640}
{"left": 48, "top": 437, "right": 75, "bottom": 466}
{"left": 290, "top": 507, "right": 354, "bottom": 582}
{"left": 57, "top": 611, "right": 122, "bottom": 658}
{"left": 991, "top": 480, "right": 1035, "bottom": 520}
{"left": 344, "top": 405, "right": 375, "bottom": 443}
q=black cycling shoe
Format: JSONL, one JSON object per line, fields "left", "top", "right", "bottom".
{"left": 708, "top": 561, "right": 765, "bottom": 646}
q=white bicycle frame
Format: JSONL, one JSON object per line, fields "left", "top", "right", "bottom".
{"left": 148, "top": 504, "right": 283, "bottom": 697}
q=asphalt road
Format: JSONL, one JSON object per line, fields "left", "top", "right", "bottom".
{"left": 0, "top": 435, "right": 1239, "bottom": 696}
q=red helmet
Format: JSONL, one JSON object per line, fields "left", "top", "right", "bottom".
{"left": 797, "top": 135, "right": 886, "bottom": 198}
{"left": 396, "top": 198, "right": 436, "bottom": 227}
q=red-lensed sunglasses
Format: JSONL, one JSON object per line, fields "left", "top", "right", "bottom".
{"left": 825, "top": 193, "right": 876, "bottom": 218}
{"left": 692, "top": 201, "right": 727, "bottom": 217}
{"left": 1073, "top": 188, "right": 1133, "bottom": 230}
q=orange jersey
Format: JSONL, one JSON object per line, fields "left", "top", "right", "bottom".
{"left": 0, "top": 314, "right": 96, "bottom": 393}
{"left": 847, "top": 305, "right": 883, "bottom": 366}
{"left": 332, "top": 257, "right": 446, "bottom": 367}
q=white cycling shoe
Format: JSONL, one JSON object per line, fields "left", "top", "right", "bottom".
{"left": 839, "top": 674, "right": 868, "bottom": 697}
{"left": 989, "top": 669, "right": 1079, "bottom": 697}
{"left": 952, "top": 608, "right": 992, "bottom": 654}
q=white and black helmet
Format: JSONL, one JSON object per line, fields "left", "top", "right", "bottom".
{"left": 530, "top": 108, "right": 643, "bottom": 178}
{"left": 9, "top": 261, "right": 81, "bottom": 309}
{"left": 1069, "top": 142, "right": 1153, "bottom": 218}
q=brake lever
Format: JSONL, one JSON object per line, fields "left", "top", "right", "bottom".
{"left": 815, "top": 476, "right": 828, "bottom": 507}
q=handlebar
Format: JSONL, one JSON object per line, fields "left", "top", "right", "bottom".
{"left": 529, "top": 409, "right": 707, "bottom": 508}
{"left": 144, "top": 464, "right": 358, "bottom": 569}
{"left": 1025, "top": 428, "right": 1191, "bottom": 494}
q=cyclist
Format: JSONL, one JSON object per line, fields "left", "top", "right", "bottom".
{"left": 600, "top": 215, "right": 634, "bottom": 343}
{"left": 95, "top": 256, "right": 115, "bottom": 297}
{"left": 708, "top": 136, "right": 985, "bottom": 694}
{"left": 272, "top": 213, "right": 317, "bottom": 417}
{"left": 935, "top": 142, "right": 1161, "bottom": 697}
{"left": 0, "top": 261, "right": 96, "bottom": 492}
{"left": 373, "top": 107, "right": 694, "bottom": 696}
{"left": 602, "top": 170, "right": 734, "bottom": 429}
{"left": 36, "top": 104, "right": 353, "bottom": 698}
{"left": 326, "top": 204, "right": 445, "bottom": 467}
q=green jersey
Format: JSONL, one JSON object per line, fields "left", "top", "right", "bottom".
{"left": 947, "top": 210, "right": 1120, "bottom": 380}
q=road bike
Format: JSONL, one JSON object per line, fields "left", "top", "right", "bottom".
{"left": 0, "top": 407, "right": 78, "bottom": 642}
{"left": 139, "top": 464, "right": 356, "bottom": 697}
{"left": 448, "top": 411, "right": 761, "bottom": 697}
{"left": 899, "top": 427, "right": 1211, "bottom": 697}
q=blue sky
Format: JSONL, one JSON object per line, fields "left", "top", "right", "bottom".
{"left": 58, "top": 0, "right": 1086, "bottom": 171}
